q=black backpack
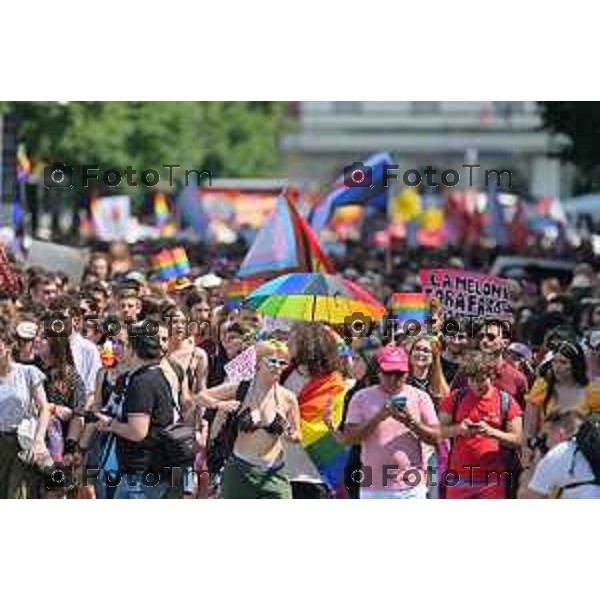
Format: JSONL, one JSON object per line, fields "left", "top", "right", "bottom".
{"left": 154, "top": 360, "right": 199, "bottom": 468}
{"left": 570, "top": 415, "right": 600, "bottom": 484}
{"left": 206, "top": 380, "right": 250, "bottom": 476}
{"left": 449, "top": 387, "right": 521, "bottom": 496}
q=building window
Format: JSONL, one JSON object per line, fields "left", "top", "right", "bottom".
{"left": 411, "top": 101, "right": 440, "bottom": 115}
{"left": 333, "top": 101, "right": 363, "bottom": 114}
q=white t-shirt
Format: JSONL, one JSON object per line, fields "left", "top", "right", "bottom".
{"left": 528, "top": 440, "right": 600, "bottom": 499}
{"left": 70, "top": 333, "right": 102, "bottom": 396}
{"left": 0, "top": 363, "right": 45, "bottom": 432}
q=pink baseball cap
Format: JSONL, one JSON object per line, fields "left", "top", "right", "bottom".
{"left": 376, "top": 346, "right": 409, "bottom": 373}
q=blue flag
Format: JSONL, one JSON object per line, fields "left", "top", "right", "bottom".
{"left": 176, "top": 180, "right": 209, "bottom": 238}
{"left": 309, "top": 152, "right": 394, "bottom": 234}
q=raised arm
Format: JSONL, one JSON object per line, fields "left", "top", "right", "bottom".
{"left": 194, "top": 382, "right": 240, "bottom": 412}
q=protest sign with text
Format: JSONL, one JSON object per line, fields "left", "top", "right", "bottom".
{"left": 419, "top": 269, "right": 512, "bottom": 318}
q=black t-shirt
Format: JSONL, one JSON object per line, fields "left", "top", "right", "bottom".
{"left": 441, "top": 355, "right": 460, "bottom": 386}
{"left": 116, "top": 364, "right": 174, "bottom": 472}
{"left": 206, "top": 345, "right": 228, "bottom": 388}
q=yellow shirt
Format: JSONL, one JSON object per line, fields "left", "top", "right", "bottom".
{"left": 581, "top": 381, "right": 600, "bottom": 416}
{"left": 526, "top": 377, "right": 600, "bottom": 417}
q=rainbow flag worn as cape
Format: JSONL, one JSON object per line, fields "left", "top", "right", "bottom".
{"left": 152, "top": 247, "right": 191, "bottom": 280}
{"left": 389, "top": 292, "right": 428, "bottom": 324}
{"left": 299, "top": 371, "right": 350, "bottom": 489}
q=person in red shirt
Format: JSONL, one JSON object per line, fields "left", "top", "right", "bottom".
{"left": 440, "top": 351, "right": 523, "bottom": 499}
{"left": 451, "top": 319, "right": 529, "bottom": 409}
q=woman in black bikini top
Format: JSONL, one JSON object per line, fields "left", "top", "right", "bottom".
{"left": 219, "top": 341, "right": 302, "bottom": 498}
{"left": 236, "top": 385, "right": 288, "bottom": 437}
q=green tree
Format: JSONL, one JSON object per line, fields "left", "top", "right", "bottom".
{"left": 5, "top": 101, "right": 287, "bottom": 196}
{"left": 538, "top": 101, "right": 600, "bottom": 193}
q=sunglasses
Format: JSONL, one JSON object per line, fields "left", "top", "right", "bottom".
{"left": 263, "top": 356, "right": 289, "bottom": 369}
{"left": 478, "top": 332, "right": 498, "bottom": 342}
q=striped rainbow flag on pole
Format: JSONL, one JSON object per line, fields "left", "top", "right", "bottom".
{"left": 388, "top": 292, "right": 428, "bottom": 324}
{"left": 152, "top": 246, "right": 191, "bottom": 280}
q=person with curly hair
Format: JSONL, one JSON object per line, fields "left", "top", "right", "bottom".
{"left": 439, "top": 351, "right": 523, "bottom": 499}
{"left": 282, "top": 322, "right": 347, "bottom": 499}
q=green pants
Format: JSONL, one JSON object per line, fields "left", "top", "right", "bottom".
{"left": 221, "top": 456, "right": 292, "bottom": 499}
{"left": 0, "top": 433, "right": 42, "bottom": 499}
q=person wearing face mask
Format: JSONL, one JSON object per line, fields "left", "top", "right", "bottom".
{"left": 340, "top": 346, "right": 440, "bottom": 499}
{"left": 77, "top": 334, "right": 134, "bottom": 499}
{"left": 93, "top": 320, "right": 239, "bottom": 499}
{"left": 451, "top": 319, "right": 528, "bottom": 409}
{"left": 439, "top": 351, "right": 523, "bottom": 499}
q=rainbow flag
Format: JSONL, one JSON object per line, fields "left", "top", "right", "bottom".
{"left": 299, "top": 371, "right": 350, "bottom": 490}
{"left": 224, "top": 277, "right": 264, "bottom": 309}
{"left": 154, "top": 193, "right": 170, "bottom": 223}
{"left": 16, "top": 144, "right": 32, "bottom": 183}
{"left": 389, "top": 292, "right": 428, "bottom": 324}
{"left": 152, "top": 246, "right": 191, "bottom": 280}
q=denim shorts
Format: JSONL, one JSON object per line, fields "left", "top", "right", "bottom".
{"left": 113, "top": 471, "right": 171, "bottom": 500}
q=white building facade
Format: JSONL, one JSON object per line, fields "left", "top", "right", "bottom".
{"left": 281, "top": 101, "right": 569, "bottom": 197}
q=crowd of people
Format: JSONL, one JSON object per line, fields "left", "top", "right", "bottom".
{"left": 0, "top": 238, "right": 599, "bottom": 500}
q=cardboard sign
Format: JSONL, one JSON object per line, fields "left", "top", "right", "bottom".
{"left": 92, "top": 196, "right": 131, "bottom": 241}
{"left": 419, "top": 268, "right": 512, "bottom": 318}
{"left": 224, "top": 345, "right": 256, "bottom": 384}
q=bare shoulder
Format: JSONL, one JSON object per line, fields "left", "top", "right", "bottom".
{"left": 193, "top": 346, "right": 209, "bottom": 366}
{"left": 278, "top": 384, "right": 298, "bottom": 406}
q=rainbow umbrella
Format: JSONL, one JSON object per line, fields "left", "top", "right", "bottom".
{"left": 245, "top": 273, "right": 385, "bottom": 323}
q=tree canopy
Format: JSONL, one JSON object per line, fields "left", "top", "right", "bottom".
{"left": 538, "top": 101, "right": 600, "bottom": 193}
{"left": 1, "top": 101, "right": 287, "bottom": 196}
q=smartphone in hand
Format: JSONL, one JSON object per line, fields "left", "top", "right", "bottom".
{"left": 390, "top": 395, "right": 408, "bottom": 410}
